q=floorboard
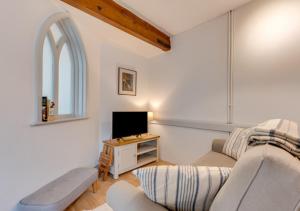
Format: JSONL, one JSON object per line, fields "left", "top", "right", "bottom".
{"left": 65, "top": 160, "right": 172, "bottom": 211}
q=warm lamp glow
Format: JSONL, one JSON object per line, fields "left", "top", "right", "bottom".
{"left": 245, "top": 1, "right": 300, "bottom": 51}
{"left": 150, "top": 101, "right": 161, "bottom": 109}
{"left": 148, "top": 112, "right": 154, "bottom": 121}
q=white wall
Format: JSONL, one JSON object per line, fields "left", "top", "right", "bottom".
{"left": 0, "top": 1, "right": 101, "bottom": 210}
{"left": 149, "top": 0, "right": 300, "bottom": 164}
{"left": 232, "top": 0, "right": 300, "bottom": 124}
{"left": 148, "top": 15, "right": 230, "bottom": 164}
{"left": 151, "top": 124, "right": 228, "bottom": 164}
{"left": 0, "top": 0, "right": 154, "bottom": 209}
{"left": 0, "top": 0, "right": 231, "bottom": 209}
{"left": 148, "top": 15, "right": 229, "bottom": 122}
{"left": 99, "top": 43, "right": 150, "bottom": 142}
{"left": 2, "top": 0, "right": 300, "bottom": 209}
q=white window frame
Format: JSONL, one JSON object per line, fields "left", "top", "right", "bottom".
{"left": 33, "top": 13, "right": 87, "bottom": 125}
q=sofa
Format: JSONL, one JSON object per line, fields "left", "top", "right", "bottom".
{"left": 107, "top": 139, "right": 300, "bottom": 211}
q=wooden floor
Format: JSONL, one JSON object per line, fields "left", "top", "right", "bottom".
{"left": 65, "top": 160, "right": 171, "bottom": 211}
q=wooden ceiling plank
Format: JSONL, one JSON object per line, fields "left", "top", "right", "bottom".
{"left": 61, "top": 0, "right": 171, "bottom": 51}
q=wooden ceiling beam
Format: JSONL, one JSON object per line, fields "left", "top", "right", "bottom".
{"left": 61, "top": 0, "right": 171, "bottom": 51}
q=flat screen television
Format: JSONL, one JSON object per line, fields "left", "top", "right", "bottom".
{"left": 112, "top": 112, "right": 148, "bottom": 139}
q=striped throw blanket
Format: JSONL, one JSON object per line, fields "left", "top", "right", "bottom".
{"left": 133, "top": 166, "right": 231, "bottom": 211}
{"left": 247, "top": 119, "right": 300, "bottom": 158}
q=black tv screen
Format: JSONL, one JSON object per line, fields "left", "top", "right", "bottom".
{"left": 112, "top": 112, "right": 148, "bottom": 139}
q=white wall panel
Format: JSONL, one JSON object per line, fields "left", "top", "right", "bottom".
{"left": 233, "top": 0, "right": 300, "bottom": 125}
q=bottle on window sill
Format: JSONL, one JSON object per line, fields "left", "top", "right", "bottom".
{"left": 42, "top": 96, "right": 48, "bottom": 122}
{"left": 48, "top": 100, "right": 56, "bottom": 121}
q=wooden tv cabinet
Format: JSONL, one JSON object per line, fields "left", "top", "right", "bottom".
{"left": 103, "top": 134, "right": 160, "bottom": 179}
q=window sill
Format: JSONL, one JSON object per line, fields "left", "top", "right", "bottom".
{"left": 31, "top": 116, "right": 89, "bottom": 126}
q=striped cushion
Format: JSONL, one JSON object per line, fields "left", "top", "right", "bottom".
{"left": 133, "top": 166, "right": 231, "bottom": 211}
{"left": 222, "top": 128, "right": 250, "bottom": 160}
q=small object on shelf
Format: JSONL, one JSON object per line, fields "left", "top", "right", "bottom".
{"left": 47, "top": 100, "right": 56, "bottom": 121}
{"left": 42, "top": 96, "right": 48, "bottom": 122}
{"left": 48, "top": 100, "right": 55, "bottom": 116}
{"left": 98, "top": 144, "right": 113, "bottom": 181}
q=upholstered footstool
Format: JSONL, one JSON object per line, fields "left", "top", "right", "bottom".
{"left": 18, "top": 167, "right": 98, "bottom": 211}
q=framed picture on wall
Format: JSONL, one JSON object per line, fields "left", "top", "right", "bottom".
{"left": 118, "top": 67, "right": 137, "bottom": 96}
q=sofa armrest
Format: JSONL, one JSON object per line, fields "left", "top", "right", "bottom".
{"left": 107, "top": 181, "right": 167, "bottom": 211}
{"left": 212, "top": 139, "right": 226, "bottom": 153}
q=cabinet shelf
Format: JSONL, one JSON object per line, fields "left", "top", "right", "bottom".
{"left": 137, "top": 156, "right": 157, "bottom": 167}
{"left": 137, "top": 150, "right": 157, "bottom": 166}
{"left": 137, "top": 146, "right": 157, "bottom": 155}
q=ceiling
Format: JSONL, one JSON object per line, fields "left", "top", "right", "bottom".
{"left": 59, "top": 0, "right": 253, "bottom": 58}
{"left": 115, "top": 0, "right": 252, "bottom": 35}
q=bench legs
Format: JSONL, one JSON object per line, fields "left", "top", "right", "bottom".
{"left": 92, "top": 180, "right": 99, "bottom": 193}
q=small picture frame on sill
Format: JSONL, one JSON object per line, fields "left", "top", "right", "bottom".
{"left": 118, "top": 67, "right": 137, "bottom": 96}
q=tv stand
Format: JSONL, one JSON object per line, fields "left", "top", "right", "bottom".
{"left": 103, "top": 134, "right": 160, "bottom": 179}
